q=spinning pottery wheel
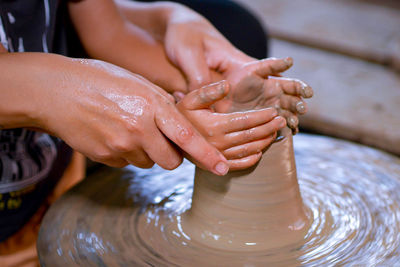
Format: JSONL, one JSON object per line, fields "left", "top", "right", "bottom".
{"left": 37, "top": 129, "right": 400, "bottom": 266}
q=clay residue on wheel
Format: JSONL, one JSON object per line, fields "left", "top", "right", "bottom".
{"left": 38, "top": 133, "right": 400, "bottom": 266}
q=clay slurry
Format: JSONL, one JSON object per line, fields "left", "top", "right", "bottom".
{"left": 38, "top": 131, "right": 400, "bottom": 266}
{"left": 182, "top": 127, "right": 310, "bottom": 251}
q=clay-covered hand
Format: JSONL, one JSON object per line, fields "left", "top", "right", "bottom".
{"left": 162, "top": 8, "right": 312, "bottom": 133}
{"left": 177, "top": 80, "right": 286, "bottom": 170}
{"left": 212, "top": 58, "right": 314, "bottom": 134}
{"left": 14, "top": 55, "right": 229, "bottom": 175}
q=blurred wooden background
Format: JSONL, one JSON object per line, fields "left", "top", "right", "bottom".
{"left": 234, "top": 0, "right": 400, "bottom": 155}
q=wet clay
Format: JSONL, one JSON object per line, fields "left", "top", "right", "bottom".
{"left": 37, "top": 133, "right": 400, "bottom": 266}
{"left": 183, "top": 127, "right": 309, "bottom": 251}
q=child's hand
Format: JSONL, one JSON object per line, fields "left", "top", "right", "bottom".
{"left": 177, "top": 81, "right": 286, "bottom": 171}
{"left": 212, "top": 58, "right": 313, "bottom": 135}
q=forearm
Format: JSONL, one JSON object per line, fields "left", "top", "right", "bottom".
{"left": 115, "top": 1, "right": 212, "bottom": 45}
{"left": 115, "top": 0, "right": 178, "bottom": 40}
{"left": 69, "top": 0, "right": 187, "bottom": 93}
{"left": 0, "top": 52, "right": 72, "bottom": 130}
{"left": 86, "top": 22, "right": 186, "bottom": 93}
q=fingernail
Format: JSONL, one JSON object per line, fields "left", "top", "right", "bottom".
{"left": 274, "top": 116, "right": 286, "bottom": 127}
{"left": 213, "top": 80, "right": 228, "bottom": 95}
{"left": 211, "top": 80, "right": 225, "bottom": 88}
{"left": 301, "top": 85, "right": 313, "bottom": 98}
{"left": 296, "top": 101, "right": 306, "bottom": 113}
{"left": 271, "top": 108, "right": 278, "bottom": 117}
{"left": 284, "top": 57, "right": 293, "bottom": 67}
{"left": 215, "top": 161, "right": 229, "bottom": 176}
{"left": 288, "top": 116, "right": 298, "bottom": 128}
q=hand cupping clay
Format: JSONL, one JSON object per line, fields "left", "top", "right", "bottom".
{"left": 38, "top": 128, "right": 400, "bottom": 266}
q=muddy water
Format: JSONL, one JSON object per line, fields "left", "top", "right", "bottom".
{"left": 38, "top": 133, "right": 400, "bottom": 266}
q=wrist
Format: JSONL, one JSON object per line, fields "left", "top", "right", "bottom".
{"left": 0, "top": 53, "right": 70, "bottom": 130}
{"left": 0, "top": 57, "right": 40, "bottom": 129}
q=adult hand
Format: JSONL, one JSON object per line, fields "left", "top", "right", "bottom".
{"left": 163, "top": 8, "right": 313, "bottom": 133}
{"left": 115, "top": 0, "right": 314, "bottom": 127}
{"left": 164, "top": 7, "right": 233, "bottom": 91}
{"left": 0, "top": 53, "right": 229, "bottom": 175}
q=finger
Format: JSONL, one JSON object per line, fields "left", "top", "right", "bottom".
{"left": 179, "top": 80, "right": 229, "bottom": 110}
{"left": 228, "top": 152, "right": 263, "bottom": 171}
{"left": 174, "top": 44, "right": 212, "bottom": 91}
{"left": 224, "top": 116, "right": 286, "bottom": 148}
{"left": 243, "top": 57, "right": 293, "bottom": 77}
{"left": 278, "top": 109, "right": 299, "bottom": 134}
{"left": 280, "top": 95, "right": 308, "bottom": 114}
{"left": 84, "top": 142, "right": 130, "bottom": 168}
{"left": 222, "top": 134, "right": 276, "bottom": 160}
{"left": 222, "top": 107, "right": 278, "bottom": 133}
{"left": 269, "top": 77, "right": 313, "bottom": 98}
{"left": 94, "top": 157, "right": 129, "bottom": 168}
{"left": 145, "top": 80, "right": 177, "bottom": 103}
{"left": 262, "top": 78, "right": 282, "bottom": 98}
{"left": 155, "top": 104, "right": 229, "bottom": 176}
{"left": 123, "top": 148, "right": 155, "bottom": 169}
{"left": 141, "top": 127, "right": 183, "bottom": 170}
{"left": 279, "top": 109, "right": 299, "bottom": 129}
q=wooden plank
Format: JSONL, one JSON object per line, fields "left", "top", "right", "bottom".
{"left": 234, "top": 0, "right": 400, "bottom": 70}
{"left": 271, "top": 39, "right": 400, "bottom": 155}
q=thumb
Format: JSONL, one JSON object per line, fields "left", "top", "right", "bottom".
{"left": 180, "top": 80, "right": 229, "bottom": 110}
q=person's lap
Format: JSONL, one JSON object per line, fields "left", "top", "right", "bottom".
{"left": 0, "top": 152, "right": 86, "bottom": 267}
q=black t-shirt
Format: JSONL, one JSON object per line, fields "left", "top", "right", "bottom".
{"left": 0, "top": 0, "right": 72, "bottom": 242}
